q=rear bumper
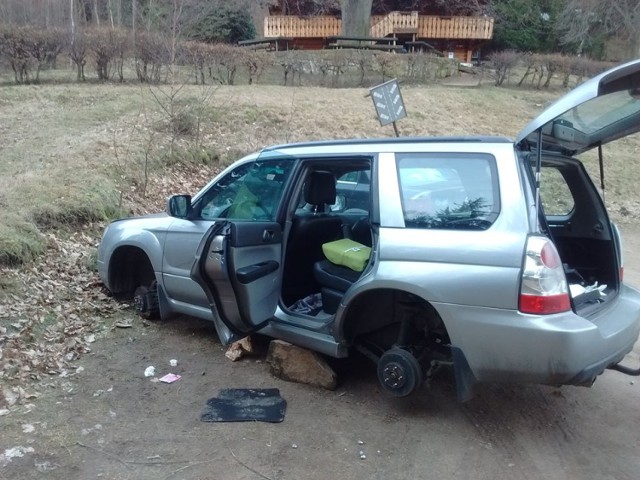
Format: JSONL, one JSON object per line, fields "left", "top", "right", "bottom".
{"left": 437, "top": 284, "right": 640, "bottom": 386}
{"left": 567, "top": 342, "right": 634, "bottom": 386}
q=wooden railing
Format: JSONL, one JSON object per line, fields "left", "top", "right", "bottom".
{"left": 418, "top": 16, "right": 494, "bottom": 40}
{"left": 264, "top": 14, "right": 494, "bottom": 40}
{"left": 370, "top": 12, "right": 418, "bottom": 37}
{"left": 263, "top": 15, "right": 341, "bottom": 38}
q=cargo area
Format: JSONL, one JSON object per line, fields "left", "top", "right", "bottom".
{"left": 538, "top": 156, "right": 621, "bottom": 312}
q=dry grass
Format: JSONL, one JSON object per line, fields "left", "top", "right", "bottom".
{"left": 0, "top": 79, "right": 639, "bottom": 265}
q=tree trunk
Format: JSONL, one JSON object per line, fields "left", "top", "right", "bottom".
{"left": 70, "top": 0, "right": 76, "bottom": 41}
{"left": 94, "top": 0, "right": 100, "bottom": 25}
{"left": 108, "top": 0, "right": 115, "bottom": 28}
{"left": 340, "top": 0, "right": 373, "bottom": 37}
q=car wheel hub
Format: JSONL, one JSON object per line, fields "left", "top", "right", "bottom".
{"left": 382, "top": 362, "right": 406, "bottom": 388}
{"left": 376, "top": 347, "right": 423, "bottom": 397}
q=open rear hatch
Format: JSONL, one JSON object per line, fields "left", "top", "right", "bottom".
{"left": 516, "top": 59, "right": 640, "bottom": 313}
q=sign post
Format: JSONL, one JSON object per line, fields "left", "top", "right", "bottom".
{"left": 368, "top": 79, "right": 406, "bottom": 137}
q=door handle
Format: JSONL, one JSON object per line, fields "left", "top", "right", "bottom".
{"left": 210, "top": 235, "right": 225, "bottom": 254}
{"left": 262, "top": 230, "right": 275, "bottom": 242}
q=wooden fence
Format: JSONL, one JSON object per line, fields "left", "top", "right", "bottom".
{"left": 264, "top": 13, "right": 493, "bottom": 40}
{"left": 418, "top": 16, "right": 494, "bottom": 40}
{"left": 264, "top": 15, "right": 341, "bottom": 38}
{"left": 370, "top": 12, "right": 418, "bottom": 37}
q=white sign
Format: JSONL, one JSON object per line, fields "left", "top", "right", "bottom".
{"left": 369, "top": 79, "right": 406, "bottom": 127}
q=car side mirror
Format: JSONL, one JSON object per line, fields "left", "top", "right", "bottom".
{"left": 167, "top": 195, "right": 192, "bottom": 218}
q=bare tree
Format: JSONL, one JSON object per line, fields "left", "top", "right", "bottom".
{"left": 559, "top": 0, "right": 640, "bottom": 58}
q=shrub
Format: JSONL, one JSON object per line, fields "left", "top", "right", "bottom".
{"left": 135, "top": 31, "right": 168, "bottom": 83}
{"left": 243, "top": 50, "right": 270, "bottom": 85}
{"left": 0, "top": 26, "right": 66, "bottom": 84}
{"left": 88, "top": 28, "right": 118, "bottom": 81}
{"left": 489, "top": 50, "right": 520, "bottom": 86}
{"left": 69, "top": 32, "right": 89, "bottom": 81}
{"left": 181, "top": 40, "right": 208, "bottom": 84}
{"left": 189, "top": 6, "right": 256, "bottom": 44}
{"left": 208, "top": 44, "right": 246, "bottom": 85}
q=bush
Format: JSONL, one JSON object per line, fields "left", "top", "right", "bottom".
{"left": 69, "top": 32, "right": 89, "bottom": 81}
{"left": 135, "top": 31, "right": 168, "bottom": 83}
{"left": 180, "top": 41, "right": 208, "bottom": 84}
{"left": 189, "top": 6, "right": 256, "bottom": 44}
{"left": 489, "top": 50, "right": 520, "bottom": 86}
{"left": 87, "top": 28, "right": 127, "bottom": 81}
{"left": 208, "top": 44, "right": 246, "bottom": 85}
{"left": 0, "top": 26, "right": 66, "bottom": 84}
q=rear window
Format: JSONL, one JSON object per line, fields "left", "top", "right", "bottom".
{"left": 397, "top": 153, "right": 500, "bottom": 230}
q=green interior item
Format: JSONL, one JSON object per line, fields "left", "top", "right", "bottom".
{"left": 322, "top": 239, "right": 371, "bottom": 272}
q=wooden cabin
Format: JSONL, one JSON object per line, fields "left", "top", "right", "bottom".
{"left": 261, "top": 11, "right": 494, "bottom": 62}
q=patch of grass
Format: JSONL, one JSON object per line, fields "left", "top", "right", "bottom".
{"left": 28, "top": 177, "right": 125, "bottom": 228}
{"left": 85, "top": 249, "right": 99, "bottom": 272}
{"left": 0, "top": 270, "right": 20, "bottom": 296}
{"left": 0, "top": 214, "right": 46, "bottom": 266}
{"left": 28, "top": 312, "right": 60, "bottom": 340}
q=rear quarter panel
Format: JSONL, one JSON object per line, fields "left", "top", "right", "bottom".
{"left": 343, "top": 144, "right": 529, "bottom": 343}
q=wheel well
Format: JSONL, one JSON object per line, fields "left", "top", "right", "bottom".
{"left": 108, "top": 246, "right": 156, "bottom": 296}
{"left": 341, "top": 289, "right": 450, "bottom": 351}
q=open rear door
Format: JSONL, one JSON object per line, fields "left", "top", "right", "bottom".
{"left": 516, "top": 58, "right": 640, "bottom": 155}
{"left": 191, "top": 220, "right": 282, "bottom": 343}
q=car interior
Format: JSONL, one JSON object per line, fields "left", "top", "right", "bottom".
{"left": 281, "top": 160, "right": 373, "bottom": 316}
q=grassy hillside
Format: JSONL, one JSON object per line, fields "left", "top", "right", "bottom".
{"left": 0, "top": 77, "right": 639, "bottom": 265}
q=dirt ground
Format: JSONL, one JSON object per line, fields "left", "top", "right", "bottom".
{"left": 1, "top": 225, "right": 640, "bottom": 480}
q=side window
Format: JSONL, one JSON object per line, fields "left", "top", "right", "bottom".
{"left": 197, "top": 159, "right": 294, "bottom": 221}
{"left": 540, "top": 167, "right": 575, "bottom": 216}
{"left": 334, "top": 170, "right": 370, "bottom": 213}
{"left": 294, "top": 164, "right": 371, "bottom": 214}
{"left": 397, "top": 153, "right": 499, "bottom": 230}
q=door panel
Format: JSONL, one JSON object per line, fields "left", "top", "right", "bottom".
{"left": 191, "top": 221, "right": 282, "bottom": 337}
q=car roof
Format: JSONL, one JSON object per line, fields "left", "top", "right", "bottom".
{"left": 262, "top": 136, "right": 512, "bottom": 154}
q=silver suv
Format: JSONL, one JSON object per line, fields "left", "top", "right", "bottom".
{"left": 98, "top": 60, "right": 640, "bottom": 400}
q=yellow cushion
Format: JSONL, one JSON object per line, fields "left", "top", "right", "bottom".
{"left": 322, "top": 239, "right": 371, "bottom": 272}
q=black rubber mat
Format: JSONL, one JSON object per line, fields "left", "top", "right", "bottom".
{"left": 200, "top": 388, "right": 287, "bottom": 423}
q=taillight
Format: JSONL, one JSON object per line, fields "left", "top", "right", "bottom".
{"left": 519, "top": 236, "right": 571, "bottom": 314}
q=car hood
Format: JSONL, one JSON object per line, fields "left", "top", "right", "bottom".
{"left": 516, "top": 58, "right": 640, "bottom": 156}
{"left": 109, "top": 212, "right": 171, "bottom": 228}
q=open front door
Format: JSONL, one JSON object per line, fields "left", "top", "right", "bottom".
{"left": 191, "top": 220, "right": 282, "bottom": 342}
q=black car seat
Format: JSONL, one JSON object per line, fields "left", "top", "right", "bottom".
{"left": 282, "top": 171, "right": 343, "bottom": 305}
{"left": 313, "top": 217, "right": 372, "bottom": 314}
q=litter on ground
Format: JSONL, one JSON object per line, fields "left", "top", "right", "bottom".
{"left": 159, "top": 373, "right": 181, "bottom": 384}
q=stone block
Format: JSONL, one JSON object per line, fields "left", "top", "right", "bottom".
{"left": 266, "top": 340, "right": 337, "bottom": 390}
